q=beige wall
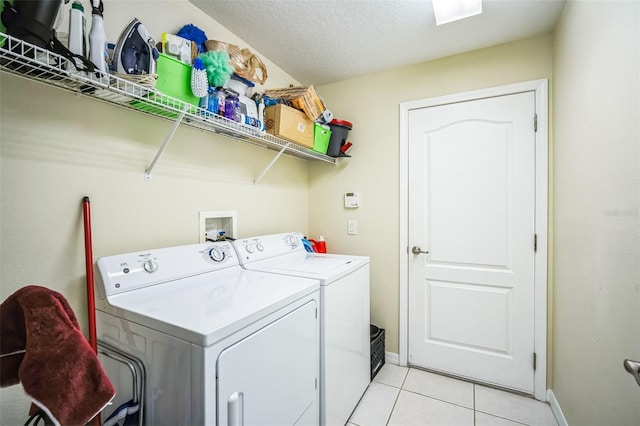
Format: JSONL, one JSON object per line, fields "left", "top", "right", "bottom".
{"left": 0, "top": 1, "right": 306, "bottom": 422}
{"left": 552, "top": 1, "right": 640, "bottom": 425}
{"left": 4, "top": 0, "right": 638, "bottom": 424}
{"left": 312, "top": 34, "right": 554, "bottom": 355}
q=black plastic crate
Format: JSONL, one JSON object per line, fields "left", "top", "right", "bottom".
{"left": 370, "top": 324, "right": 385, "bottom": 380}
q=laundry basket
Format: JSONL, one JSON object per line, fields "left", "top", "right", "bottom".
{"left": 370, "top": 324, "right": 385, "bottom": 380}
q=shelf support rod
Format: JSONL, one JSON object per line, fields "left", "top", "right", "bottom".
{"left": 253, "top": 142, "right": 292, "bottom": 187}
{"left": 145, "top": 104, "right": 189, "bottom": 181}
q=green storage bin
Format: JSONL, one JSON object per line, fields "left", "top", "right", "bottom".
{"left": 313, "top": 123, "right": 331, "bottom": 154}
{"left": 155, "top": 53, "right": 199, "bottom": 105}
{"left": 131, "top": 53, "right": 199, "bottom": 117}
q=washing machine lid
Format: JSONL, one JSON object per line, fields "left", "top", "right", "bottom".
{"left": 233, "top": 233, "right": 370, "bottom": 284}
{"left": 246, "top": 252, "right": 369, "bottom": 284}
{"left": 101, "top": 266, "right": 319, "bottom": 347}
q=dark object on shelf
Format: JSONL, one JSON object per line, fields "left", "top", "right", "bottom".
{"left": 1, "top": 0, "right": 98, "bottom": 73}
{"left": 370, "top": 324, "right": 385, "bottom": 380}
{"left": 1, "top": 0, "right": 61, "bottom": 48}
{"left": 327, "top": 119, "right": 352, "bottom": 157}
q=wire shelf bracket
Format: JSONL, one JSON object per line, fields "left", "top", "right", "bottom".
{"left": 253, "top": 141, "right": 292, "bottom": 187}
{"left": 144, "top": 104, "right": 189, "bottom": 181}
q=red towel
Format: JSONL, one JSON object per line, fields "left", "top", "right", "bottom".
{"left": 1, "top": 285, "right": 115, "bottom": 426}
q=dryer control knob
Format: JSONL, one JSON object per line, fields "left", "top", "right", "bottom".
{"left": 256, "top": 242, "right": 264, "bottom": 251}
{"left": 208, "top": 247, "right": 226, "bottom": 262}
{"left": 245, "top": 243, "right": 255, "bottom": 254}
{"left": 143, "top": 259, "right": 158, "bottom": 273}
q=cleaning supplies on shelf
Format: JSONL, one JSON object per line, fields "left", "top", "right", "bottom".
{"left": 191, "top": 57, "right": 208, "bottom": 98}
{"left": 199, "top": 50, "right": 234, "bottom": 88}
{"left": 176, "top": 24, "right": 208, "bottom": 55}
{"left": 199, "top": 86, "right": 219, "bottom": 117}
{"left": 68, "top": 1, "right": 86, "bottom": 69}
{"left": 162, "top": 32, "right": 192, "bottom": 64}
{"left": 224, "top": 93, "right": 240, "bottom": 122}
{"left": 88, "top": 0, "right": 107, "bottom": 74}
{"left": 258, "top": 98, "right": 266, "bottom": 132}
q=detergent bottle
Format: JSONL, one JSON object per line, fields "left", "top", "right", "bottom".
{"left": 309, "top": 236, "right": 327, "bottom": 253}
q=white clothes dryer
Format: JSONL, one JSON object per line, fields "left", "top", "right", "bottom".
{"left": 94, "top": 240, "right": 320, "bottom": 426}
{"left": 232, "top": 233, "right": 370, "bottom": 426}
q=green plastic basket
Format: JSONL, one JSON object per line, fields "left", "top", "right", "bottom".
{"left": 131, "top": 53, "right": 199, "bottom": 117}
{"left": 313, "top": 123, "right": 331, "bottom": 154}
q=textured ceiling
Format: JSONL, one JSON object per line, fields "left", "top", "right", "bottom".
{"left": 189, "top": 0, "right": 565, "bottom": 86}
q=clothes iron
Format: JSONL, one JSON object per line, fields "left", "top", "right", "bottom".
{"left": 112, "top": 18, "right": 158, "bottom": 75}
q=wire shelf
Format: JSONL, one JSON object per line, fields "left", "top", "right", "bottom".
{"left": 0, "top": 32, "right": 338, "bottom": 165}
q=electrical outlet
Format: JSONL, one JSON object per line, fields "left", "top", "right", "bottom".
{"left": 347, "top": 220, "right": 357, "bottom": 235}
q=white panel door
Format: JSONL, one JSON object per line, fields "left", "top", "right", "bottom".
{"left": 408, "top": 92, "right": 536, "bottom": 393}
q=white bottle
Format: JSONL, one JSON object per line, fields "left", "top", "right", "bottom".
{"left": 258, "top": 98, "right": 266, "bottom": 132}
{"left": 68, "top": 1, "right": 86, "bottom": 70}
{"left": 88, "top": 0, "right": 106, "bottom": 73}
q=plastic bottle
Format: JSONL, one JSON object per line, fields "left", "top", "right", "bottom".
{"left": 89, "top": 0, "right": 107, "bottom": 74}
{"left": 225, "top": 94, "right": 240, "bottom": 122}
{"left": 68, "top": 1, "right": 86, "bottom": 59}
{"left": 217, "top": 90, "right": 226, "bottom": 117}
{"left": 258, "top": 98, "right": 266, "bottom": 132}
{"left": 309, "top": 236, "right": 327, "bottom": 253}
{"left": 207, "top": 87, "right": 219, "bottom": 115}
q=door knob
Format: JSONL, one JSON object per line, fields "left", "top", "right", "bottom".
{"left": 623, "top": 359, "right": 640, "bottom": 386}
{"left": 411, "top": 246, "right": 429, "bottom": 255}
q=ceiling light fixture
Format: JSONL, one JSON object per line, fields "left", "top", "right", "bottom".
{"left": 432, "top": 0, "right": 483, "bottom": 26}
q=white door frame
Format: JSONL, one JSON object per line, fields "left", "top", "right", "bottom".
{"left": 399, "top": 79, "right": 548, "bottom": 401}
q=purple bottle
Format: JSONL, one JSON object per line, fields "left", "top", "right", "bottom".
{"left": 224, "top": 94, "right": 240, "bottom": 122}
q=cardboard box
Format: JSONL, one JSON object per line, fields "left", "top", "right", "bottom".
{"left": 265, "top": 86, "right": 325, "bottom": 121}
{"left": 264, "top": 104, "right": 314, "bottom": 148}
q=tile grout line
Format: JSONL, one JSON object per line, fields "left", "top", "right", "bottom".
{"left": 384, "top": 368, "right": 410, "bottom": 425}
{"left": 475, "top": 408, "right": 530, "bottom": 426}
{"left": 374, "top": 367, "right": 547, "bottom": 426}
{"left": 399, "top": 388, "right": 475, "bottom": 412}
{"left": 473, "top": 383, "right": 476, "bottom": 426}
{"left": 384, "top": 386, "right": 402, "bottom": 425}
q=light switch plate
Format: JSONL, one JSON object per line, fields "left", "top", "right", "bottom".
{"left": 348, "top": 219, "right": 357, "bottom": 235}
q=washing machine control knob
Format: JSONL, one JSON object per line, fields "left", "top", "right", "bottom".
{"left": 245, "top": 242, "right": 255, "bottom": 254}
{"left": 208, "top": 247, "right": 225, "bottom": 262}
{"left": 285, "top": 235, "right": 299, "bottom": 248}
{"left": 143, "top": 259, "right": 158, "bottom": 273}
{"left": 256, "top": 241, "right": 264, "bottom": 251}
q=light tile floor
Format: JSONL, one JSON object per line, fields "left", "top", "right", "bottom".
{"left": 348, "top": 364, "right": 558, "bottom": 426}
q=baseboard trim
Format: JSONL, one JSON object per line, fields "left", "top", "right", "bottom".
{"left": 547, "top": 389, "right": 568, "bottom": 426}
{"left": 385, "top": 351, "right": 399, "bottom": 365}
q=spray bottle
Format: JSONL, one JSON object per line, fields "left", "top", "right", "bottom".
{"left": 68, "top": 1, "right": 86, "bottom": 70}
{"left": 88, "top": 0, "right": 107, "bottom": 74}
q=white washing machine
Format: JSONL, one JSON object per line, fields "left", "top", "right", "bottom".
{"left": 232, "top": 233, "right": 370, "bottom": 426}
{"left": 94, "top": 240, "right": 320, "bottom": 426}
